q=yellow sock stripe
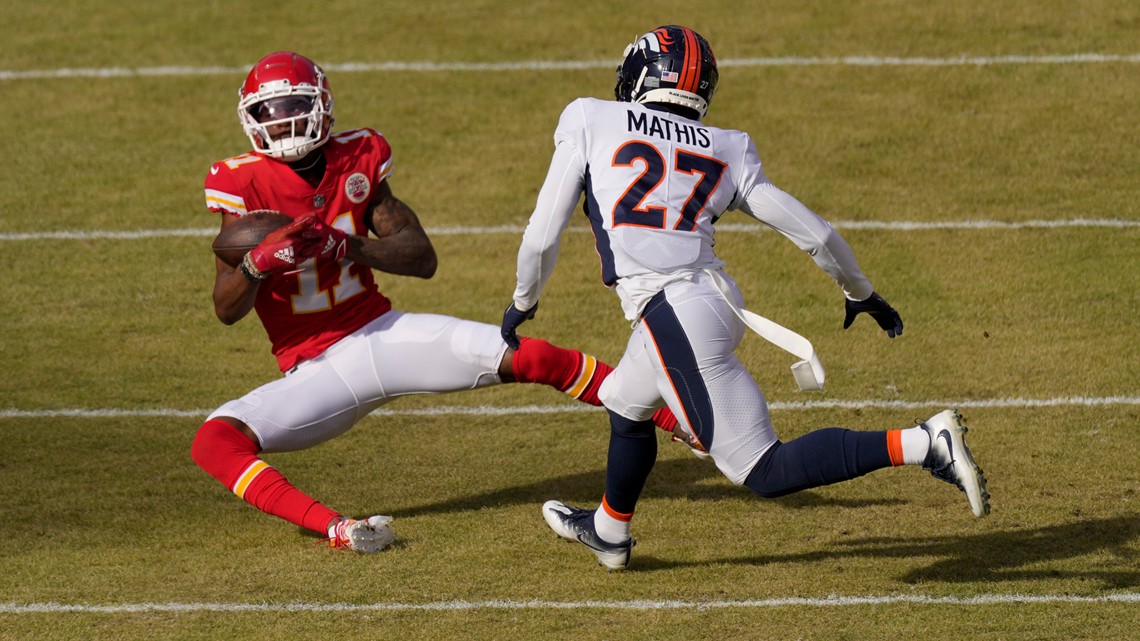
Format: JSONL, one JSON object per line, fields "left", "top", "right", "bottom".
{"left": 231, "top": 460, "right": 270, "bottom": 500}
{"left": 565, "top": 354, "right": 598, "bottom": 399}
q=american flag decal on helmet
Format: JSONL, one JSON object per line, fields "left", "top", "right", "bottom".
{"left": 617, "top": 25, "right": 719, "bottom": 119}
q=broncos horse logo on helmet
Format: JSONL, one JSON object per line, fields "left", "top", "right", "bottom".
{"left": 614, "top": 25, "right": 719, "bottom": 120}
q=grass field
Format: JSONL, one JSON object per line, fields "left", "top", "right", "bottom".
{"left": 1, "top": 1, "right": 1137, "bottom": 639}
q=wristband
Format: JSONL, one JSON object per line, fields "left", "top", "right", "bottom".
{"left": 240, "top": 252, "right": 267, "bottom": 282}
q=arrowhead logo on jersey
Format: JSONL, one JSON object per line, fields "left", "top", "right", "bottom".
{"left": 273, "top": 246, "right": 296, "bottom": 264}
{"left": 345, "top": 172, "right": 371, "bottom": 204}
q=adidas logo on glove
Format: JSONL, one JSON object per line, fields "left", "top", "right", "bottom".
{"left": 320, "top": 235, "right": 347, "bottom": 261}
{"left": 273, "top": 247, "right": 295, "bottom": 264}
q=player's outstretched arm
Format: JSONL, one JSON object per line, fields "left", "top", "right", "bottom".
{"left": 350, "top": 180, "right": 437, "bottom": 278}
{"left": 742, "top": 182, "right": 903, "bottom": 338}
{"left": 742, "top": 181, "right": 874, "bottom": 301}
{"left": 510, "top": 141, "right": 584, "bottom": 316}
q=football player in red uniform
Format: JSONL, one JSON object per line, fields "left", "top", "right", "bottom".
{"left": 191, "top": 51, "right": 688, "bottom": 553}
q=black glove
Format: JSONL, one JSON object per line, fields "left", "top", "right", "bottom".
{"left": 501, "top": 303, "right": 538, "bottom": 350}
{"left": 843, "top": 292, "right": 903, "bottom": 338}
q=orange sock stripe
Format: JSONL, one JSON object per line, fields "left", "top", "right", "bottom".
{"left": 231, "top": 460, "right": 270, "bottom": 499}
{"left": 565, "top": 354, "right": 598, "bottom": 399}
{"left": 886, "top": 430, "right": 904, "bottom": 467}
{"left": 601, "top": 495, "right": 633, "bottom": 522}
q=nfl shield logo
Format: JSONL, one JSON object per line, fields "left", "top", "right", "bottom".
{"left": 313, "top": 195, "right": 326, "bottom": 208}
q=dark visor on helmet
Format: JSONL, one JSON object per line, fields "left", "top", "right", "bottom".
{"left": 250, "top": 96, "right": 316, "bottom": 123}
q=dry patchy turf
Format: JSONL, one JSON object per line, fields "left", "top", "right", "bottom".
{"left": 1, "top": 1, "right": 1138, "bottom": 639}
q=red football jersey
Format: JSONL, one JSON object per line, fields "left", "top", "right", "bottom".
{"left": 204, "top": 128, "right": 395, "bottom": 371}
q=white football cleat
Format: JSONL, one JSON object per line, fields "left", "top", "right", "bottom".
{"left": 328, "top": 515, "right": 396, "bottom": 553}
{"left": 542, "top": 500, "right": 634, "bottom": 571}
{"left": 921, "top": 409, "right": 991, "bottom": 517}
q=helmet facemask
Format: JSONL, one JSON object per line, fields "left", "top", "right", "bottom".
{"left": 237, "top": 53, "right": 334, "bottom": 161}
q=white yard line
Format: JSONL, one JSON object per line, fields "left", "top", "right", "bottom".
{"left": 2, "top": 593, "right": 1137, "bottom": 613}
{"left": 2, "top": 396, "right": 1138, "bottom": 420}
{"left": 1, "top": 218, "right": 1137, "bottom": 242}
{"left": 3, "top": 53, "right": 1139, "bottom": 81}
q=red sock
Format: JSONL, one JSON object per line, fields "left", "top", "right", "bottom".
{"left": 191, "top": 419, "right": 339, "bottom": 535}
{"left": 511, "top": 337, "right": 678, "bottom": 431}
{"left": 651, "top": 406, "right": 678, "bottom": 431}
{"left": 512, "top": 336, "right": 602, "bottom": 399}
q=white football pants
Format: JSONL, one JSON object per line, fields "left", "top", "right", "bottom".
{"left": 208, "top": 310, "right": 507, "bottom": 452}
{"left": 598, "top": 271, "right": 779, "bottom": 485}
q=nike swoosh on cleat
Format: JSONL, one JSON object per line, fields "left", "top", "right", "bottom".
{"left": 938, "top": 430, "right": 954, "bottom": 464}
{"left": 937, "top": 429, "right": 968, "bottom": 491}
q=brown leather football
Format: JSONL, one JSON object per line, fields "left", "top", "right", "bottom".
{"left": 211, "top": 210, "right": 293, "bottom": 267}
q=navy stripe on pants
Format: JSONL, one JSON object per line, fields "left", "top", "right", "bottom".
{"left": 641, "top": 290, "right": 715, "bottom": 450}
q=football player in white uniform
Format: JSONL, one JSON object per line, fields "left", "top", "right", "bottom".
{"left": 502, "top": 26, "right": 990, "bottom": 570}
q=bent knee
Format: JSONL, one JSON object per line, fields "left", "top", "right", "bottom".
{"left": 191, "top": 418, "right": 258, "bottom": 471}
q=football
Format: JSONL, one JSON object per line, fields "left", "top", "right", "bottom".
{"left": 211, "top": 210, "right": 294, "bottom": 267}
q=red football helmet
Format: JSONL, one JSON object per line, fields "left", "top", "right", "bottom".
{"left": 238, "top": 52, "right": 334, "bottom": 161}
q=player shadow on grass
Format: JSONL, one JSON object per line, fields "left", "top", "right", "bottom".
{"left": 390, "top": 456, "right": 904, "bottom": 519}
{"left": 632, "top": 514, "right": 1140, "bottom": 589}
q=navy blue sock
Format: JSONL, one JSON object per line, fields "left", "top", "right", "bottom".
{"left": 603, "top": 411, "right": 658, "bottom": 514}
{"left": 745, "top": 428, "right": 892, "bottom": 498}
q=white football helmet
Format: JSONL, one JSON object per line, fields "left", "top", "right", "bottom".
{"left": 238, "top": 51, "right": 334, "bottom": 161}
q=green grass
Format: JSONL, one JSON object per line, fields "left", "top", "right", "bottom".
{"left": 1, "top": 1, "right": 1137, "bottom": 639}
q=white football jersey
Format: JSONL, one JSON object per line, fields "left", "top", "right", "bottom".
{"left": 561, "top": 98, "right": 762, "bottom": 278}
{"left": 514, "top": 97, "right": 872, "bottom": 319}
